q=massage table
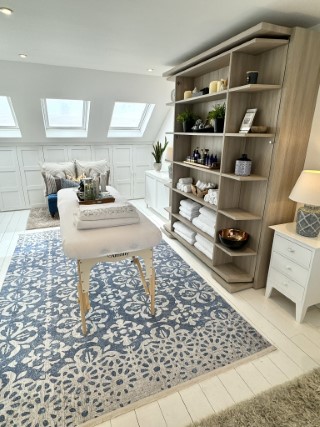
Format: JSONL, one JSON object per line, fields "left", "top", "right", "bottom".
{"left": 58, "top": 187, "right": 162, "bottom": 335}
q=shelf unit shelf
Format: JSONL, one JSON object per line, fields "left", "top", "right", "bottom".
{"left": 171, "top": 212, "right": 215, "bottom": 243}
{"left": 218, "top": 208, "right": 261, "bottom": 221}
{"left": 171, "top": 187, "right": 217, "bottom": 211}
{"left": 221, "top": 173, "right": 268, "bottom": 181}
{"left": 215, "top": 243, "right": 257, "bottom": 257}
{"left": 165, "top": 23, "right": 320, "bottom": 292}
{"left": 175, "top": 161, "right": 220, "bottom": 175}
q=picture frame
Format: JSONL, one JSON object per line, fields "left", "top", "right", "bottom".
{"left": 239, "top": 108, "right": 257, "bottom": 133}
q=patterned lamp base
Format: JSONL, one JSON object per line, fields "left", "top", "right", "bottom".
{"left": 296, "top": 204, "right": 320, "bottom": 237}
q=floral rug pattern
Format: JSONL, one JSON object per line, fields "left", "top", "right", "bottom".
{"left": 0, "top": 230, "right": 271, "bottom": 426}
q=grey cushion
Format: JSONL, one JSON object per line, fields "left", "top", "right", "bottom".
{"left": 40, "top": 161, "right": 76, "bottom": 178}
{"left": 60, "top": 178, "right": 79, "bottom": 189}
{"left": 75, "top": 159, "right": 110, "bottom": 179}
{"left": 41, "top": 172, "right": 58, "bottom": 196}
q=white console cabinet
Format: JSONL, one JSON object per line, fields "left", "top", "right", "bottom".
{"left": 145, "top": 170, "right": 170, "bottom": 219}
{"left": 266, "top": 223, "right": 320, "bottom": 322}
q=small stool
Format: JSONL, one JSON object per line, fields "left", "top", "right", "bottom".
{"left": 47, "top": 194, "right": 58, "bottom": 217}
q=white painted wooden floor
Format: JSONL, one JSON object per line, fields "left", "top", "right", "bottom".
{"left": 1, "top": 204, "right": 320, "bottom": 427}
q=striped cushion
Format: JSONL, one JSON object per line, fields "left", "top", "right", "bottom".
{"left": 41, "top": 172, "right": 58, "bottom": 196}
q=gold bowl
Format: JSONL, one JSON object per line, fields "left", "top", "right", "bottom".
{"left": 218, "top": 228, "right": 249, "bottom": 250}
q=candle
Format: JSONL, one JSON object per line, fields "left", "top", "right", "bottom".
{"left": 209, "top": 81, "right": 218, "bottom": 93}
{"left": 184, "top": 90, "right": 192, "bottom": 99}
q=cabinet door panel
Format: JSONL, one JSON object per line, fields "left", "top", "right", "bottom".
{"left": 0, "top": 147, "right": 26, "bottom": 211}
{"left": 43, "top": 146, "right": 68, "bottom": 162}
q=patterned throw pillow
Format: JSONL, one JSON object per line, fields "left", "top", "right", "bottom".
{"left": 75, "top": 160, "right": 110, "bottom": 179}
{"left": 60, "top": 178, "right": 79, "bottom": 189}
{"left": 40, "top": 161, "right": 77, "bottom": 196}
{"left": 41, "top": 172, "right": 58, "bottom": 196}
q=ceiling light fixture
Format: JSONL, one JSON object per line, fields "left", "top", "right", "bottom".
{"left": 147, "top": 68, "right": 154, "bottom": 72}
{"left": 19, "top": 53, "right": 27, "bottom": 59}
{"left": 0, "top": 7, "right": 13, "bottom": 15}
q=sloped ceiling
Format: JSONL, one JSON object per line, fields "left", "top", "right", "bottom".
{"left": 0, "top": 0, "right": 320, "bottom": 144}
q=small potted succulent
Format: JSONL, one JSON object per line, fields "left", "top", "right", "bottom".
{"left": 207, "top": 103, "right": 226, "bottom": 133}
{"left": 152, "top": 137, "right": 169, "bottom": 171}
{"left": 176, "top": 110, "right": 197, "bottom": 132}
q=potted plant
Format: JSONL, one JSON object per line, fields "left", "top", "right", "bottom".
{"left": 176, "top": 110, "right": 197, "bottom": 132}
{"left": 207, "top": 103, "right": 226, "bottom": 133}
{"left": 152, "top": 137, "right": 169, "bottom": 171}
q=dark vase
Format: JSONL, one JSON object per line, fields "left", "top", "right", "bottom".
{"left": 183, "top": 119, "right": 194, "bottom": 132}
{"left": 214, "top": 117, "right": 224, "bottom": 133}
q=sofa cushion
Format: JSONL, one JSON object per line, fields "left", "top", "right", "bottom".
{"left": 40, "top": 161, "right": 77, "bottom": 196}
{"left": 61, "top": 178, "right": 79, "bottom": 189}
{"left": 75, "top": 159, "right": 110, "bottom": 180}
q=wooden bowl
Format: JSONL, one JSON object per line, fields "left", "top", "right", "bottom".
{"left": 218, "top": 228, "right": 249, "bottom": 250}
{"left": 251, "top": 126, "right": 267, "bottom": 133}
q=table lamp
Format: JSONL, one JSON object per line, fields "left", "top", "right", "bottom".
{"left": 289, "top": 170, "right": 320, "bottom": 237}
{"left": 166, "top": 146, "right": 173, "bottom": 179}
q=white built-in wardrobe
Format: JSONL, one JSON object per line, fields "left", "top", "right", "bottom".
{"left": 0, "top": 144, "right": 153, "bottom": 211}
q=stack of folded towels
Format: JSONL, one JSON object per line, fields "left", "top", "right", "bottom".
{"left": 176, "top": 177, "right": 193, "bottom": 193}
{"left": 179, "top": 199, "right": 201, "bottom": 221}
{"left": 192, "top": 206, "right": 216, "bottom": 237}
{"left": 204, "top": 189, "right": 219, "bottom": 205}
{"left": 73, "top": 201, "right": 140, "bottom": 230}
{"left": 172, "top": 221, "right": 196, "bottom": 245}
{"left": 194, "top": 233, "right": 214, "bottom": 260}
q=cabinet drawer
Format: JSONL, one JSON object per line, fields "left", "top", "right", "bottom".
{"left": 273, "top": 234, "right": 312, "bottom": 269}
{"left": 267, "top": 268, "right": 304, "bottom": 303}
{"left": 271, "top": 251, "right": 309, "bottom": 287}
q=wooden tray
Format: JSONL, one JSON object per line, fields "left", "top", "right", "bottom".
{"left": 77, "top": 192, "right": 115, "bottom": 205}
{"left": 183, "top": 160, "right": 220, "bottom": 170}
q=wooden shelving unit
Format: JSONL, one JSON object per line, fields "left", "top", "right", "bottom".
{"left": 164, "top": 23, "right": 320, "bottom": 293}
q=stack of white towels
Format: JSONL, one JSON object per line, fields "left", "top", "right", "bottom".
{"left": 172, "top": 221, "right": 196, "bottom": 244}
{"left": 204, "top": 189, "right": 219, "bottom": 206}
{"left": 179, "top": 199, "right": 201, "bottom": 221}
{"left": 194, "top": 233, "right": 214, "bottom": 260}
{"left": 192, "top": 206, "right": 216, "bottom": 237}
{"left": 73, "top": 201, "right": 140, "bottom": 230}
{"left": 176, "top": 177, "right": 193, "bottom": 193}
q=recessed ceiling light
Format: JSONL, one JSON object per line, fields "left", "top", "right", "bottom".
{"left": 147, "top": 68, "right": 154, "bottom": 72}
{"left": 19, "top": 53, "right": 27, "bottom": 59}
{"left": 0, "top": 7, "right": 13, "bottom": 15}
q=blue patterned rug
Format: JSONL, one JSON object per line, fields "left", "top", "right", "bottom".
{"left": 0, "top": 230, "right": 272, "bottom": 426}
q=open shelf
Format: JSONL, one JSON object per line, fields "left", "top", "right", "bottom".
{"left": 171, "top": 187, "right": 217, "bottom": 211}
{"left": 225, "top": 133, "right": 274, "bottom": 138}
{"left": 229, "top": 84, "right": 281, "bottom": 93}
{"left": 166, "top": 132, "right": 224, "bottom": 137}
{"left": 215, "top": 243, "right": 256, "bottom": 257}
{"left": 171, "top": 212, "right": 215, "bottom": 243}
{"left": 218, "top": 208, "right": 261, "bottom": 221}
{"left": 213, "top": 263, "right": 253, "bottom": 283}
{"left": 221, "top": 173, "right": 268, "bottom": 181}
{"left": 172, "top": 231, "right": 213, "bottom": 267}
{"left": 174, "top": 90, "right": 227, "bottom": 105}
{"left": 174, "top": 161, "right": 220, "bottom": 175}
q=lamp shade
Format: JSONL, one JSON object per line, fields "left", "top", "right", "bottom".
{"left": 289, "top": 170, "right": 320, "bottom": 206}
{"left": 165, "top": 146, "right": 173, "bottom": 162}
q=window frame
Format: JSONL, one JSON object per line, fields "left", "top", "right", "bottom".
{"left": 0, "top": 96, "right": 21, "bottom": 138}
{"left": 108, "top": 102, "right": 154, "bottom": 138}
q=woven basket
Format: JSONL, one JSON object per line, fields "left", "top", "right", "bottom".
{"left": 191, "top": 184, "right": 208, "bottom": 198}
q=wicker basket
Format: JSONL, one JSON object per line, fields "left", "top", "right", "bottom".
{"left": 191, "top": 184, "right": 208, "bottom": 198}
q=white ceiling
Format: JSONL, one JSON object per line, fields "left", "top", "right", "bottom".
{"left": 0, "top": 0, "right": 320, "bottom": 76}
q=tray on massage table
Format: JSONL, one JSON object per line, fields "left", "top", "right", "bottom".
{"left": 77, "top": 191, "right": 115, "bottom": 205}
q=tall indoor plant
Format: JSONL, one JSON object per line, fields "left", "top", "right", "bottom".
{"left": 152, "top": 137, "right": 169, "bottom": 171}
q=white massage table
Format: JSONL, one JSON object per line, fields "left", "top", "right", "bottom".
{"left": 58, "top": 187, "right": 162, "bottom": 335}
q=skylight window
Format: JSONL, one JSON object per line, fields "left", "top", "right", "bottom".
{"left": 41, "top": 98, "right": 90, "bottom": 138}
{"left": 108, "top": 102, "right": 154, "bottom": 138}
{"left": 0, "top": 96, "right": 21, "bottom": 137}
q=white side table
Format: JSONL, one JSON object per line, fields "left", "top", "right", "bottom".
{"left": 265, "top": 222, "right": 320, "bottom": 322}
{"left": 145, "top": 170, "right": 171, "bottom": 219}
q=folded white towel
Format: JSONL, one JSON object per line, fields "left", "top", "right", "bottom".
{"left": 182, "top": 184, "right": 192, "bottom": 193}
{"left": 204, "top": 189, "right": 218, "bottom": 205}
{"left": 179, "top": 209, "right": 199, "bottom": 221}
{"left": 199, "top": 206, "right": 217, "bottom": 221}
{"left": 180, "top": 199, "right": 201, "bottom": 210}
{"left": 179, "top": 177, "right": 193, "bottom": 184}
{"left": 194, "top": 241, "right": 213, "bottom": 260}
{"left": 173, "top": 221, "right": 196, "bottom": 238}
{"left": 192, "top": 216, "right": 215, "bottom": 237}
{"left": 174, "top": 229, "right": 195, "bottom": 245}
{"left": 195, "top": 233, "right": 214, "bottom": 252}
{"left": 73, "top": 212, "right": 140, "bottom": 230}
{"left": 78, "top": 202, "right": 138, "bottom": 221}
{"left": 179, "top": 205, "right": 200, "bottom": 215}
{"left": 197, "top": 213, "right": 215, "bottom": 228}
